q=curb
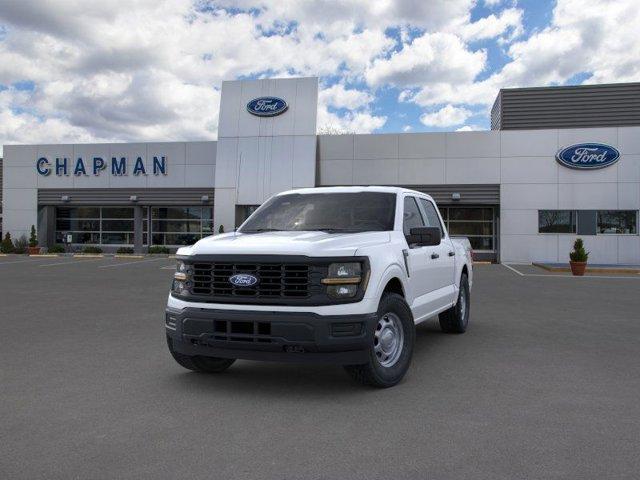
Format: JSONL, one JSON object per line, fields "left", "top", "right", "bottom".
{"left": 73, "top": 254, "right": 105, "bottom": 258}
{"left": 533, "top": 262, "right": 640, "bottom": 275}
{"left": 114, "top": 254, "right": 145, "bottom": 259}
{"left": 29, "top": 254, "right": 59, "bottom": 258}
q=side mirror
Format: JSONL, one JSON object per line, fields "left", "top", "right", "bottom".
{"left": 406, "top": 226, "right": 441, "bottom": 247}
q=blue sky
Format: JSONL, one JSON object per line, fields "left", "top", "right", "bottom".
{"left": 0, "top": 0, "right": 638, "bottom": 150}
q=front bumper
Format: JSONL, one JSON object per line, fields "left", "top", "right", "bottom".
{"left": 166, "top": 307, "right": 378, "bottom": 365}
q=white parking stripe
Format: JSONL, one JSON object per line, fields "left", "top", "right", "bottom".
{"left": 0, "top": 257, "right": 58, "bottom": 266}
{"left": 98, "top": 257, "right": 166, "bottom": 269}
{"left": 39, "top": 258, "right": 106, "bottom": 267}
{"left": 502, "top": 263, "right": 525, "bottom": 276}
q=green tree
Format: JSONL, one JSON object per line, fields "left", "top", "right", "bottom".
{"left": 569, "top": 238, "right": 589, "bottom": 262}
{"left": 1, "top": 232, "right": 15, "bottom": 253}
{"left": 29, "top": 225, "right": 38, "bottom": 247}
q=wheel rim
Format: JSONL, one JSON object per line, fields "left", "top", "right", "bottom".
{"left": 373, "top": 312, "right": 404, "bottom": 367}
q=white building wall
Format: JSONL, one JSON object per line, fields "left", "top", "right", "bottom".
{"left": 2, "top": 141, "right": 216, "bottom": 240}
{"left": 214, "top": 77, "right": 318, "bottom": 232}
{"left": 317, "top": 127, "right": 640, "bottom": 265}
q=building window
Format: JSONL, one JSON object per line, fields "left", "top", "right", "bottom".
{"left": 150, "top": 206, "right": 213, "bottom": 246}
{"left": 597, "top": 210, "right": 638, "bottom": 234}
{"left": 539, "top": 210, "right": 577, "bottom": 233}
{"left": 55, "top": 207, "right": 139, "bottom": 245}
{"left": 442, "top": 207, "right": 495, "bottom": 251}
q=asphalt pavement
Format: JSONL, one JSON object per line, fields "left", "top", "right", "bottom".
{"left": 1, "top": 256, "right": 639, "bottom": 479}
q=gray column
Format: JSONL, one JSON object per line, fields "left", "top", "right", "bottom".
{"left": 37, "top": 206, "right": 56, "bottom": 248}
{"left": 133, "top": 206, "right": 144, "bottom": 253}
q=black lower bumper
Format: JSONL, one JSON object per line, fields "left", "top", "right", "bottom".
{"left": 166, "top": 307, "right": 378, "bottom": 365}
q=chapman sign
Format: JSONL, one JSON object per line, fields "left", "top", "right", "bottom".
{"left": 556, "top": 143, "right": 620, "bottom": 170}
{"left": 246, "top": 97, "right": 288, "bottom": 117}
{"left": 36, "top": 156, "right": 168, "bottom": 177}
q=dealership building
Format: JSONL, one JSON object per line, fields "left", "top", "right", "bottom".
{"left": 1, "top": 78, "right": 639, "bottom": 264}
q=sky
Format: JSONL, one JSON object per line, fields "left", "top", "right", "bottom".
{"left": 0, "top": 0, "right": 639, "bottom": 155}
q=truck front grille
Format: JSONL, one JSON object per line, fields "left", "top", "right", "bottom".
{"left": 191, "top": 262, "right": 311, "bottom": 299}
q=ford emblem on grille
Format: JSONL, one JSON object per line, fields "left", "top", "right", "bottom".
{"left": 229, "top": 273, "right": 259, "bottom": 287}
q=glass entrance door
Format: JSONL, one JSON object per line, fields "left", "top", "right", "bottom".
{"left": 438, "top": 206, "right": 497, "bottom": 257}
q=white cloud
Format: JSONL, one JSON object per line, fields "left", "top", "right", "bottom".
{"left": 0, "top": 0, "right": 639, "bottom": 150}
{"left": 319, "top": 84, "right": 373, "bottom": 110}
{"left": 458, "top": 7, "right": 523, "bottom": 42}
{"left": 420, "top": 104, "right": 472, "bottom": 127}
{"left": 366, "top": 32, "right": 486, "bottom": 87}
{"left": 402, "top": 125, "right": 412, "bottom": 132}
{"left": 456, "top": 124, "right": 483, "bottom": 131}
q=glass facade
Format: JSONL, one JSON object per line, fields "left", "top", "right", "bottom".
{"left": 538, "top": 210, "right": 577, "bottom": 233}
{"left": 55, "top": 205, "right": 214, "bottom": 246}
{"left": 597, "top": 210, "right": 638, "bottom": 234}
{"left": 439, "top": 207, "right": 495, "bottom": 252}
{"left": 150, "top": 206, "right": 213, "bottom": 246}
{"left": 56, "top": 207, "right": 137, "bottom": 245}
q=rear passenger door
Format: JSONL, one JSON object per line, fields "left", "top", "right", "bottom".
{"left": 417, "top": 197, "right": 457, "bottom": 304}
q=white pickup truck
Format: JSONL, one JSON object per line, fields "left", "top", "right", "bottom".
{"left": 166, "top": 186, "right": 473, "bottom": 387}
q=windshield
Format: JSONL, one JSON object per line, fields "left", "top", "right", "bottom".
{"left": 239, "top": 192, "right": 397, "bottom": 233}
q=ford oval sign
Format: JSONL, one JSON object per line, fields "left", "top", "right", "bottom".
{"left": 556, "top": 143, "right": 620, "bottom": 170}
{"left": 229, "top": 273, "right": 259, "bottom": 287}
{"left": 247, "top": 97, "right": 288, "bottom": 117}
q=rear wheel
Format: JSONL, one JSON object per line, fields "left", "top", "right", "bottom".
{"left": 344, "top": 293, "right": 415, "bottom": 388}
{"left": 167, "top": 336, "right": 236, "bottom": 373}
{"left": 439, "top": 273, "right": 470, "bottom": 334}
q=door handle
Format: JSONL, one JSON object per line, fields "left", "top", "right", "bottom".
{"left": 431, "top": 253, "right": 439, "bottom": 260}
{"left": 448, "top": 251, "right": 455, "bottom": 256}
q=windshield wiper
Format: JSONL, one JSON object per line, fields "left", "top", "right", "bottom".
{"left": 240, "top": 228, "right": 283, "bottom": 233}
{"left": 310, "top": 227, "right": 360, "bottom": 233}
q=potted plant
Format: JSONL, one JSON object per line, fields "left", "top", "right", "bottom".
{"left": 28, "top": 225, "right": 40, "bottom": 255}
{"left": 569, "top": 238, "right": 589, "bottom": 276}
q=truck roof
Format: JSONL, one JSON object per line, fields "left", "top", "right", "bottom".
{"left": 277, "top": 186, "right": 432, "bottom": 198}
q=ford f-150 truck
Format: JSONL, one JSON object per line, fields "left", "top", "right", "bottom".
{"left": 166, "top": 186, "right": 473, "bottom": 387}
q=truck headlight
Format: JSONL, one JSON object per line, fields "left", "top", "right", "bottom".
{"left": 322, "top": 262, "right": 365, "bottom": 298}
{"left": 172, "top": 261, "right": 192, "bottom": 294}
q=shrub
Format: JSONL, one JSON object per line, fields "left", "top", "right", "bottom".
{"left": 13, "top": 235, "right": 29, "bottom": 254}
{"left": 569, "top": 238, "right": 589, "bottom": 262}
{"left": 148, "top": 245, "right": 170, "bottom": 254}
{"left": 218, "top": 224, "right": 225, "bottom": 234}
{"left": 48, "top": 244, "right": 66, "bottom": 254}
{"left": 116, "top": 247, "right": 135, "bottom": 254}
{"left": 29, "top": 225, "right": 38, "bottom": 247}
{"left": 1, "top": 233, "right": 14, "bottom": 253}
{"left": 82, "top": 246, "right": 103, "bottom": 254}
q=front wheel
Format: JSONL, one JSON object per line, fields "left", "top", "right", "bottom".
{"left": 439, "top": 273, "right": 470, "bottom": 334}
{"left": 167, "top": 336, "right": 236, "bottom": 373}
{"left": 344, "top": 293, "right": 415, "bottom": 388}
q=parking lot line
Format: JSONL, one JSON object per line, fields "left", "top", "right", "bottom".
{"left": 503, "top": 263, "right": 640, "bottom": 279}
{"left": 98, "top": 257, "right": 167, "bottom": 269}
{"left": 0, "top": 257, "right": 56, "bottom": 266}
{"left": 39, "top": 258, "right": 107, "bottom": 267}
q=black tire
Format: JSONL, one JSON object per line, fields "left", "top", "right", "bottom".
{"left": 439, "top": 273, "right": 470, "bottom": 334}
{"left": 166, "top": 336, "right": 236, "bottom": 373}
{"left": 344, "top": 293, "right": 415, "bottom": 388}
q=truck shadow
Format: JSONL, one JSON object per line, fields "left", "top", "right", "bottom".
{"left": 165, "top": 319, "right": 454, "bottom": 397}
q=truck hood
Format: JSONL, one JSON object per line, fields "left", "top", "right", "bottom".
{"left": 179, "top": 231, "right": 391, "bottom": 257}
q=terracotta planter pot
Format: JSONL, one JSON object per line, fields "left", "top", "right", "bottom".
{"left": 570, "top": 261, "right": 587, "bottom": 276}
{"left": 27, "top": 246, "right": 41, "bottom": 255}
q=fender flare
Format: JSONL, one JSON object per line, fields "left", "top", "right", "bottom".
{"left": 371, "top": 263, "right": 410, "bottom": 303}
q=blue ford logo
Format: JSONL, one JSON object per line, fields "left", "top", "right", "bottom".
{"left": 229, "top": 273, "right": 259, "bottom": 287}
{"left": 246, "top": 97, "right": 288, "bottom": 117}
{"left": 556, "top": 143, "right": 620, "bottom": 170}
